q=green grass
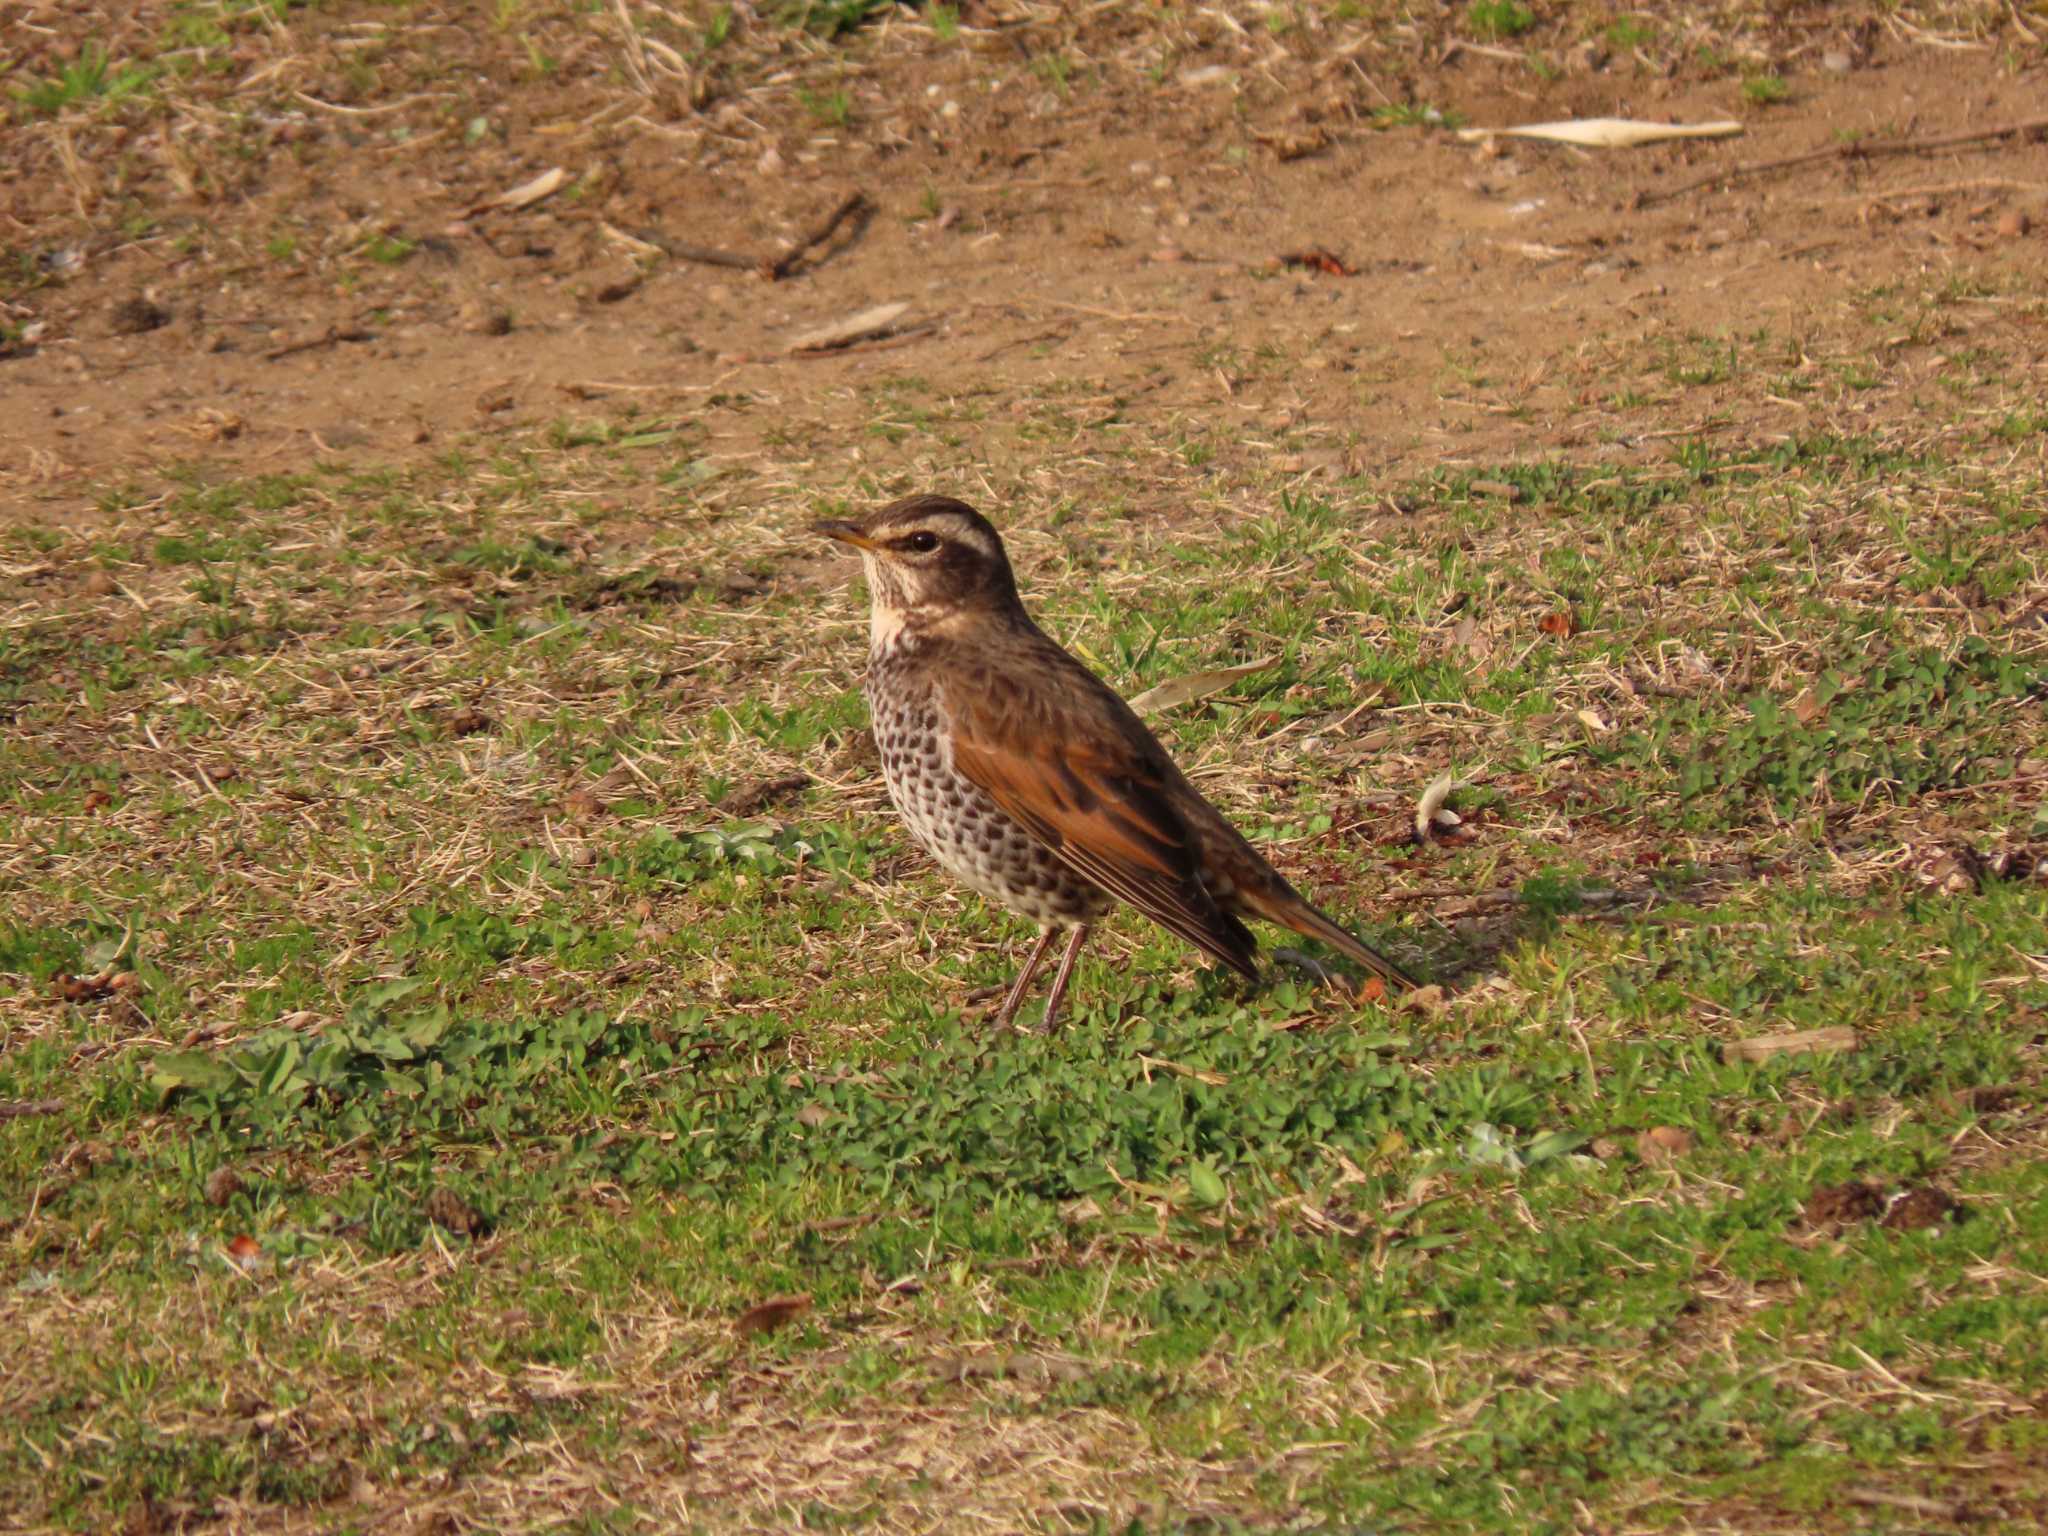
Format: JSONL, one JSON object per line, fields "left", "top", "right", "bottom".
{"left": 359, "top": 232, "right": 417, "bottom": 265}
{"left": 790, "top": 0, "right": 898, "bottom": 38}
{"left": 10, "top": 42, "right": 158, "bottom": 117}
{"left": 798, "top": 85, "right": 853, "bottom": 126}
{"left": 1371, "top": 101, "right": 1464, "bottom": 130}
{"left": 1743, "top": 72, "right": 1791, "bottom": 106}
{"left": 1467, "top": 1, "right": 1537, "bottom": 41}
{"left": 3, "top": 422, "right": 2045, "bottom": 1530}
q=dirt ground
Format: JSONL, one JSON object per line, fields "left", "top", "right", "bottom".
{"left": 3, "top": 1, "right": 2045, "bottom": 529}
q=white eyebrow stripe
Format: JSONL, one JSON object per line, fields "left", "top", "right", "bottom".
{"left": 954, "top": 524, "right": 998, "bottom": 558}
{"left": 874, "top": 512, "right": 1001, "bottom": 558}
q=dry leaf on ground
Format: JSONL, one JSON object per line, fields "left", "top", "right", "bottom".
{"left": 1634, "top": 1126, "right": 1694, "bottom": 1163}
{"left": 736, "top": 1294, "right": 812, "bottom": 1337}
{"left": 788, "top": 302, "right": 911, "bottom": 353}
{"left": 1128, "top": 657, "right": 1280, "bottom": 714}
{"left": 1414, "top": 773, "right": 1469, "bottom": 843}
{"left": 1723, "top": 1027, "right": 1860, "bottom": 1064}
{"left": 467, "top": 166, "right": 567, "bottom": 216}
{"left": 1455, "top": 117, "right": 1744, "bottom": 148}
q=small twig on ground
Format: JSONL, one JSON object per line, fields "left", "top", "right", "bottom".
{"left": 765, "top": 190, "right": 870, "bottom": 279}
{"left": 1827, "top": 177, "right": 2048, "bottom": 207}
{"left": 802, "top": 1214, "right": 874, "bottom": 1235}
{"left": 791, "top": 322, "right": 938, "bottom": 359}
{"left": 611, "top": 0, "right": 654, "bottom": 95}
{"left": 1921, "top": 770, "right": 2048, "bottom": 801}
{"left": 0, "top": 1099, "right": 65, "bottom": 1120}
{"left": 653, "top": 237, "right": 758, "bottom": 272}
{"left": 936, "top": 1352, "right": 1089, "bottom": 1384}
{"left": 953, "top": 174, "right": 1107, "bottom": 193}
{"left": 264, "top": 325, "right": 374, "bottom": 361}
{"left": 292, "top": 91, "right": 446, "bottom": 117}
{"left": 1037, "top": 300, "right": 1185, "bottom": 324}
{"left": 641, "top": 191, "right": 870, "bottom": 280}
{"left": 1844, "top": 1489, "right": 1965, "bottom": 1519}
{"left": 1441, "top": 39, "right": 1525, "bottom": 64}
{"left": 1635, "top": 116, "right": 2048, "bottom": 209}
{"left": 976, "top": 327, "right": 1071, "bottom": 363}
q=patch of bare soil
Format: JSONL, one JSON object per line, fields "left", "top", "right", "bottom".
{"left": 2, "top": 2, "right": 2045, "bottom": 520}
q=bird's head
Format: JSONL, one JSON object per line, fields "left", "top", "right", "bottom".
{"left": 814, "top": 495, "right": 1022, "bottom": 641}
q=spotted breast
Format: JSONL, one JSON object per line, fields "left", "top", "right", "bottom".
{"left": 866, "top": 644, "right": 1110, "bottom": 927}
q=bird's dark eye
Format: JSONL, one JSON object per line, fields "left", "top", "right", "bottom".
{"left": 901, "top": 531, "right": 940, "bottom": 554}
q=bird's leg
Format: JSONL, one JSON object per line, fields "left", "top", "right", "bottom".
{"left": 1037, "top": 925, "right": 1091, "bottom": 1032}
{"left": 989, "top": 928, "right": 1058, "bottom": 1030}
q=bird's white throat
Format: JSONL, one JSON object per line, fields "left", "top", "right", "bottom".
{"left": 868, "top": 600, "right": 910, "bottom": 656}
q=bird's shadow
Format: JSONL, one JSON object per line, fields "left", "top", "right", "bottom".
{"left": 1222, "top": 857, "right": 1770, "bottom": 1012}
{"left": 1393, "top": 856, "right": 1769, "bottom": 992}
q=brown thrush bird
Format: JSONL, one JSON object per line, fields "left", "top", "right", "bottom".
{"left": 817, "top": 495, "right": 1417, "bottom": 1029}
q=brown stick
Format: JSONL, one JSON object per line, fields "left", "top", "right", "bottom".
{"left": 1922, "top": 770, "right": 2048, "bottom": 801}
{"left": 640, "top": 190, "right": 870, "bottom": 280}
{"left": 658, "top": 240, "right": 758, "bottom": 271}
{"left": 1827, "top": 176, "right": 2048, "bottom": 207}
{"left": 764, "top": 190, "right": 869, "bottom": 280}
{"left": 1843, "top": 1489, "right": 1963, "bottom": 1520}
{"left": 1634, "top": 115, "right": 2048, "bottom": 209}
{"left": 0, "top": 1099, "right": 64, "bottom": 1120}
{"left": 264, "top": 324, "right": 374, "bottom": 361}
{"left": 791, "top": 322, "right": 939, "bottom": 359}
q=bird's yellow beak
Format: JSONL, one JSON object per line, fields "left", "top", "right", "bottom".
{"left": 813, "top": 519, "right": 880, "bottom": 552}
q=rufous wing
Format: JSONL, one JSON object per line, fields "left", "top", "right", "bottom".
{"left": 946, "top": 686, "right": 1258, "bottom": 979}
